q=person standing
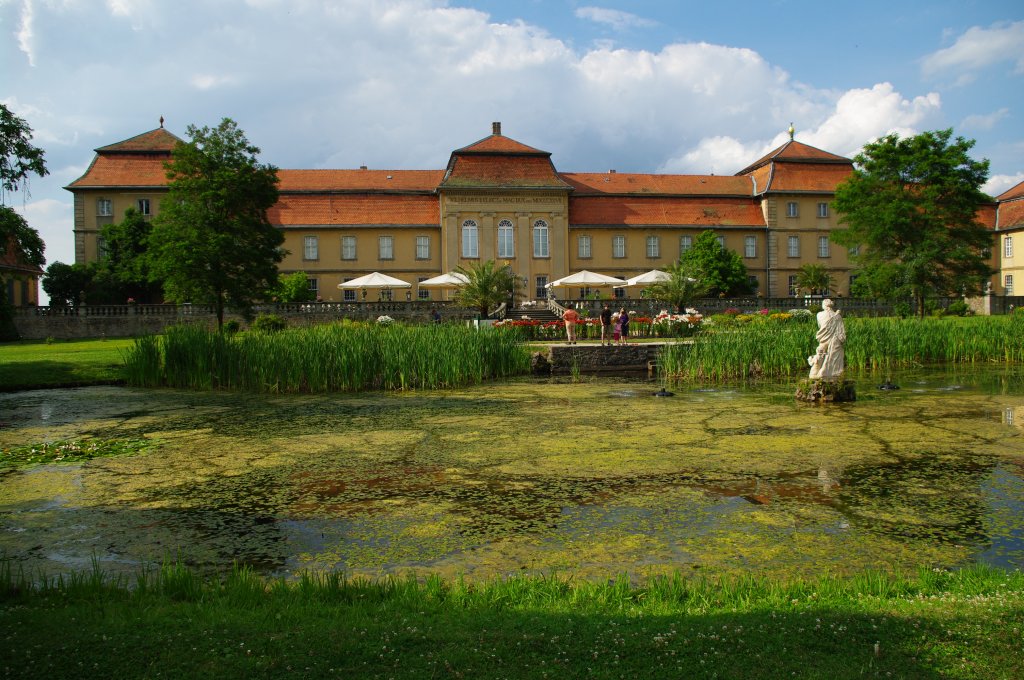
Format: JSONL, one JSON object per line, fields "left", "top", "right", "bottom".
{"left": 599, "top": 304, "right": 613, "bottom": 345}
{"left": 562, "top": 307, "right": 580, "bottom": 344}
{"left": 617, "top": 308, "right": 630, "bottom": 344}
{"left": 430, "top": 306, "right": 441, "bottom": 324}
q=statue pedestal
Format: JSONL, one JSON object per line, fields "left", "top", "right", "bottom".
{"left": 795, "top": 378, "right": 856, "bottom": 403}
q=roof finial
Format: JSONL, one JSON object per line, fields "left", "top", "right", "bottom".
{"left": 788, "top": 122, "right": 794, "bottom": 141}
{"left": 159, "top": 115, "right": 165, "bottom": 129}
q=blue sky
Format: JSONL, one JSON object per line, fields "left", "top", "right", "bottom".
{"left": 3, "top": 0, "right": 1023, "bottom": 298}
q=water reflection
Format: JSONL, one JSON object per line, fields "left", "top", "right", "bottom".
{"left": 1, "top": 367, "right": 1023, "bottom": 581}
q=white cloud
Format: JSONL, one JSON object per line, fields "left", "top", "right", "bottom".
{"left": 802, "top": 83, "right": 941, "bottom": 157}
{"left": 961, "top": 108, "right": 1010, "bottom": 132}
{"left": 922, "top": 20, "right": 1024, "bottom": 80}
{"left": 14, "top": 197, "right": 71, "bottom": 266}
{"left": 985, "top": 172, "right": 1024, "bottom": 198}
{"left": 576, "top": 6, "right": 656, "bottom": 31}
{"left": 190, "top": 74, "right": 239, "bottom": 91}
{"left": 17, "top": 0, "right": 36, "bottom": 66}
{"left": 662, "top": 82, "right": 942, "bottom": 174}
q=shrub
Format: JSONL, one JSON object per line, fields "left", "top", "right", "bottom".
{"left": 892, "top": 301, "right": 912, "bottom": 318}
{"left": 250, "top": 314, "right": 287, "bottom": 333}
{"left": 223, "top": 320, "right": 241, "bottom": 335}
{"left": 945, "top": 301, "right": 970, "bottom": 317}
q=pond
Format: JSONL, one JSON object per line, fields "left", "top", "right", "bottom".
{"left": 2, "top": 367, "right": 1023, "bottom": 582}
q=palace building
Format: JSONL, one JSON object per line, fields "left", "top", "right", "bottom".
{"left": 65, "top": 121, "right": 1017, "bottom": 303}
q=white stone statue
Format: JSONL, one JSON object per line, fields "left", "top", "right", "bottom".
{"left": 807, "top": 299, "right": 846, "bottom": 379}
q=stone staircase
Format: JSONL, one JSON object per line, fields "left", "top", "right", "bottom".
{"left": 505, "top": 305, "right": 561, "bottom": 323}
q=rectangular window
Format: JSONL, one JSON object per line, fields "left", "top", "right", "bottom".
{"left": 1006, "top": 275, "right": 1014, "bottom": 295}
{"left": 416, "top": 235, "right": 430, "bottom": 260}
{"left": 1005, "top": 237, "right": 1014, "bottom": 259}
{"left": 646, "top": 235, "right": 660, "bottom": 258}
{"left": 535, "top": 276, "right": 547, "bottom": 300}
{"left": 817, "top": 202, "right": 829, "bottom": 218}
{"left": 744, "top": 236, "right": 756, "bottom": 258}
{"left": 463, "top": 225, "right": 479, "bottom": 258}
{"left": 307, "top": 278, "right": 318, "bottom": 298}
{"left": 380, "top": 289, "right": 393, "bottom": 302}
{"left": 533, "top": 223, "right": 549, "bottom": 258}
{"left": 613, "top": 282, "right": 625, "bottom": 299}
{"left": 378, "top": 235, "right": 393, "bottom": 260}
{"left": 97, "top": 199, "right": 113, "bottom": 216}
{"left": 748, "top": 275, "right": 759, "bottom": 291}
{"left": 680, "top": 235, "right": 692, "bottom": 254}
{"left": 716, "top": 235, "right": 725, "bottom": 249}
{"left": 137, "top": 198, "right": 151, "bottom": 216}
{"left": 849, "top": 244, "right": 861, "bottom": 257}
{"left": 818, "top": 236, "right": 831, "bottom": 258}
{"left": 786, "top": 201, "right": 799, "bottom": 218}
{"left": 97, "top": 236, "right": 107, "bottom": 260}
{"left": 303, "top": 235, "right": 318, "bottom": 261}
{"left": 788, "top": 275, "right": 798, "bottom": 297}
{"left": 787, "top": 235, "right": 800, "bottom": 257}
{"left": 342, "top": 280, "right": 356, "bottom": 302}
{"left": 417, "top": 277, "right": 431, "bottom": 300}
{"left": 612, "top": 235, "right": 626, "bottom": 259}
{"left": 341, "top": 236, "right": 357, "bottom": 260}
{"left": 497, "top": 222, "right": 515, "bottom": 258}
{"left": 578, "top": 235, "right": 592, "bottom": 259}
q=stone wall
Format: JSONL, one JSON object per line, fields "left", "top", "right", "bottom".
{"left": 547, "top": 343, "right": 664, "bottom": 374}
{"left": 10, "top": 301, "right": 478, "bottom": 340}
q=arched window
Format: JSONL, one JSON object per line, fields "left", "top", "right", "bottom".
{"left": 533, "top": 220, "right": 549, "bottom": 258}
{"left": 461, "top": 220, "right": 479, "bottom": 258}
{"left": 497, "top": 219, "right": 515, "bottom": 258}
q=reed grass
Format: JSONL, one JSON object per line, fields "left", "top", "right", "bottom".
{"left": 122, "top": 322, "right": 531, "bottom": 392}
{"left": 660, "top": 315, "right": 1024, "bottom": 381}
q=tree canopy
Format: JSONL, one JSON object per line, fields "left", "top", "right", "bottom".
{"left": 98, "top": 208, "right": 163, "bottom": 303}
{"left": 643, "top": 260, "right": 709, "bottom": 312}
{"left": 832, "top": 129, "right": 993, "bottom": 317}
{"left": 0, "top": 104, "right": 48, "bottom": 199}
{"left": 454, "top": 260, "right": 520, "bottom": 318}
{"left": 148, "top": 118, "right": 283, "bottom": 328}
{"left": 679, "top": 230, "right": 753, "bottom": 296}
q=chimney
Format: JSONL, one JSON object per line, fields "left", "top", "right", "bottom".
{"left": 359, "top": 165, "right": 367, "bottom": 170}
{"left": 492, "top": 121, "right": 501, "bottom": 136}
{"left": 608, "top": 169, "right": 616, "bottom": 174}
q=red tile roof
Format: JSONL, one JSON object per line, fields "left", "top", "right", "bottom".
{"left": 268, "top": 193, "right": 439, "bottom": 226}
{"left": 569, "top": 196, "right": 766, "bottom": 227}
{"left": 441, "top": 154, "right": 573, "bottom": 189}
{"left": 441, "top": 132, "right": 573, "bottom": 190}
{"left": 454, "top": 133, "right": 548, "bottom": 155}
{"left": 997, "top": 180, "right": 1024, "bottom": 202}
{"left": 95, "top": 127, "right": 182, "bottom": 153}
{"left": 736, "top": 140, "right": 852, "bottom": 175}
{"left": 65, "top": 154, "right": 172, "bottom": 189}
{"left": 759, "top": 163, "right": 854, "bottom": 193}
{"left": 998, "top": 200, "right": 1024, "bottom": 229}
{"left": 561, "top": 173, "right": 753, "bottom": 196}
{"left": 278, "top": 169, "right": 443, "bottom": 192}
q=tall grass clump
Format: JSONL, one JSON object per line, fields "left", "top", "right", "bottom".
{"left": 123, "top": 322, "right": 531, "bottom": 393}
{"left": 660, "top": 314, "right": 1024, "bottom": 381}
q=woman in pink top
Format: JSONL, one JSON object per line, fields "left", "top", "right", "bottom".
{"left": 562, "top": 307, "right": 580, "bottom": 344}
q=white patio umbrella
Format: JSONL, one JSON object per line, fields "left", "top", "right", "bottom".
{"left": 614, "top": 269, "right": 671, "bottom": 288}
{"left": 546, "top": 270, "right": 625, "bottom": 288}
{"left": 417, "top": 271, "right": 470, "bottom": 289}
{"left": 337, "top": 272, "right": 412, "bottom": 289}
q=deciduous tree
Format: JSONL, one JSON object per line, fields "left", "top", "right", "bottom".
{"left": 149, "top": 119, "right": 283, "bottom": 329}
{"left": 679, "top": 230, "right": 753, "bottom": 296}
{"left": 832, "top": 129, "right": 993, "bottom": 317}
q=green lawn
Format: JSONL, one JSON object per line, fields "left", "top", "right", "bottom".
{"left": 2, "top": 563, "right": 1021, "bottom": 679}
{"left": 0, "top": 337, "right": 135, "bottom": 390}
